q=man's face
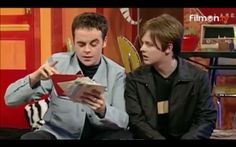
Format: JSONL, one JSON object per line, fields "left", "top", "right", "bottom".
{"left": 73, "top": 28, "right": 107, "bottom": 66}
{"left": 140, "top": 31, "right": 165, "bottom": 65}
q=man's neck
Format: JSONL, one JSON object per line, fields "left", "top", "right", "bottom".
{"left": 153, "top": 58, "right": 177, "bottom": 78}
{"left": 78, "top": 59, "right": 101, "bottom": 79}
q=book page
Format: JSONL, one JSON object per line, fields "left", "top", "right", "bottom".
{"left": 69, "top": 83, "right": 106, "bottom": 102}
{"left": 57, "top": 77, "right": 106, "bottom": 102}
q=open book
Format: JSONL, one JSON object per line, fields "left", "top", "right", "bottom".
{"left": 51, "top": 74, "right": 106, "bottom": 102}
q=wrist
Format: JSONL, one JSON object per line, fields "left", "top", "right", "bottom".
{"left": 96, "top": 106, "right": 106, "bottom": 118}
{"left": 29, "top": 72, "right": 40, "bottom": 88}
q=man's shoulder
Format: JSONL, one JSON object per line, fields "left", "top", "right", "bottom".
{"left": 103, "top": 56, "right": 125, "bottom": 72}
{"left": 127, "top": 65, "right": 151, "bottom": 81}
{"left": 131, "top": 65, "right": 150, "bottom": 75}
{"left": 51, "top": 52, "right": 73, "bottom": 60}
{"left": 179, "top": 57, "right": 207, "bottom": 77}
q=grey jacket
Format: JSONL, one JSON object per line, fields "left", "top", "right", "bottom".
{"left": 5, "top": 52, "right": 129, "bottom": 139}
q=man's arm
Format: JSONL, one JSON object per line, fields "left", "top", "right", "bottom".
{"left": 125, "top": 74, "right": 165, "bottom": 139}
{"left": 181, "top": 72, "right": 217, "bottom": 139}
{"left": 4, "top": 59, "right": 58, "bottom": 106}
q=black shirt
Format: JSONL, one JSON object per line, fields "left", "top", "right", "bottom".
{"left": 78, "top": 59, "right": 101, "bottom": 139}
{"left": 152, "top": 61, "right": 178, "bottom": 139}
{"left": 78, "top": 59, "right": 101, "bottom": 79}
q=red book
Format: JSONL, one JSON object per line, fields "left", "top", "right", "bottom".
{"left": 51, "top": 74, "right": 83, "bottom": 96}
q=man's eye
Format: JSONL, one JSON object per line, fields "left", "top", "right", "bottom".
{"left": 143, "top": 42, "right": 154, "bottom": 47}
{"left": 91, "top": 43, "right": 98, "bottom": 47}
{"left": 147, "top": 44, "right": 154, "bottom": 47}
{"left": 78, "top": 43, "right": 85, "bottom": 47}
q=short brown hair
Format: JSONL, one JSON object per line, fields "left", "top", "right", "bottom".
{"left": 71, "top": 12, "right": 108, "bottom": 40}
{"left": 139, "top": 14, "right": 184, "bottom": 55}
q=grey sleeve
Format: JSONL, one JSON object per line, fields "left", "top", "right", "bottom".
{"left": 4, "top": 57, "right": 55, "bottom": 106}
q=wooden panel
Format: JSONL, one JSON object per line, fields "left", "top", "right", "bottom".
{"left": 0, "top": 40, "right": 26, "bottom": 69}
{"left": 40, "top": 8, "right": 51, "bottom": 64}
{"left": 0, "top": 8, "right": 39, "bottom": 129}
{"left": 51, "top": 8, "right": 63, "bottom": 54}
{"left": 0, "top": 8, "right": 26, "bottom": 15}
{"left": 0, "top": 24, "right": 30, "bottom": 31}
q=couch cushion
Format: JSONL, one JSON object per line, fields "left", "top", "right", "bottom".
{"left": 24, "top": 98, "right": 50, "bottom": 130}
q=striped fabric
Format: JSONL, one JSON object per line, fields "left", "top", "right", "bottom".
{"left": 24, "top": 98, "right": 50, "bottom": 130}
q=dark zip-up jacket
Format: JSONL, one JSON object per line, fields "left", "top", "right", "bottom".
{"left": 125, "top": 57, "right": 217, "bottom": 139}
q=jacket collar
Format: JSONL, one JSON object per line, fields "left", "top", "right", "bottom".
{"left": 92, "top": 56, "right": 108, "bottom": 88}
{"left": 70, "top": 52, "right": 82, "bottom": 74}
{"left": 69, "top": 52, "right": 108, "bottom": 88}
{"left": 173, "top": 56, "right": 197, "bottom": 86}
{"left": 173, "top": 56, "right": 194, "bottom": 85}
{"left": 134, "top": 57, "right": 194, "bottom": 83}
{"left": 130, "top": 57, "right": 194, "bottom": 98}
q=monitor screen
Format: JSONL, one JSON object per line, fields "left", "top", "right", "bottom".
{"left": 204, "top": 27, "right": 235, "bottom": 38}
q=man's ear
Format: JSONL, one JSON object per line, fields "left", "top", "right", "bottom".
{"left": 165, "top": 43, "right": 173, "bottom": 55}
{"left": 103, "top": 36, "right": 108, "bottom": 48}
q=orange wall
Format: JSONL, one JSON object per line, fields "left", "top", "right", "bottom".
{"left": 103, "top": 8, "right": 135, "bottom": 66}
{"left": 40, "top": 8, "right": 52, "bottom": 65}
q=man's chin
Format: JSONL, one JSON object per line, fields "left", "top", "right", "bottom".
{"left": 143, "top": 61, "right": 150, "bottom": 65}
{"left": 81, "top": 61, "right": 94, "bottom": 66}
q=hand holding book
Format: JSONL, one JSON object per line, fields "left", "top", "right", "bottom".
{"left": 51, "top": 74, "right": 106, "bottom": 102}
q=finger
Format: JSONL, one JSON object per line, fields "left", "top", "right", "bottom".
{"left": 50, "top": 68, "right": 59, "bottom": 74}
{"left": 82, "top": 98, "right": 100, "bottom": 108}
{"left": 82, "top": 97, "right": 94, "bottom": 105}
{"left": 81, "top": 95, "right": 98, "bottom": 103}
{"left": 49, "top": 61, "right": 58, "bottom": 67}
{"left": 83, "top": 91, "right": 99, "bottom": 99}
{"left": 43, "top": 66, "right": 54, "bottom": 76}
{"left": 41, "top": 70, "right": 50, "bottom": 79}
{"left": 91, "top": 89, "right": 101, "bottom": 95}
{"left": 48, "top": 70, "right": 54, "bottom": 76}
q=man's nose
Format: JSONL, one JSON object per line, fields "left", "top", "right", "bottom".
{"left": 84, "top": 45, "right": 91, "bottom": 52}
{"left": 140, "top": 45, "right": 145, "bottom": 52}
